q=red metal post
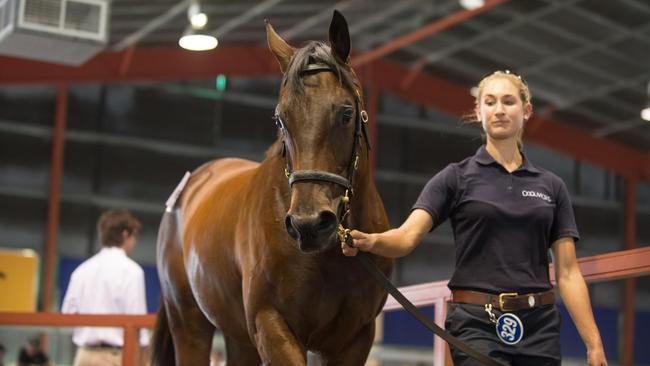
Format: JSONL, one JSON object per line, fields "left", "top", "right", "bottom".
{"left": 122, "top": 324, "right": 138, "bottom": 366}
{"left": 42, "top": 84, "right": 68, "bottom": 314}
{"left": 433, "top": 298, "right": 449, "bottom": 366}
{"left": 39, "top": 83, "right": 67, "bottom": 351}
{"left": 622, "top": 176, "right": 637, "bottom": 366}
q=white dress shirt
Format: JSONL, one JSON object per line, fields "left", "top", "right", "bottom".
{"left": 62, "top": 247, "right": 149, "bottom": 346}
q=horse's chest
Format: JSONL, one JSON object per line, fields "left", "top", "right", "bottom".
{"left": 272, "top": 268, "right": 379, "bottom": 337}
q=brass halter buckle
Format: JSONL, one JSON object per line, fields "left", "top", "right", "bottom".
{"left": 498, "top": 292, "right": 519, "bottom": 312}
{"left": 337, "top": 225, "right": 352, "bottom": 246}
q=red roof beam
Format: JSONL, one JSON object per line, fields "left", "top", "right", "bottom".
{"left": 0, "top": 46, "right": 277, "bottom": 85}
{"left": 351, "top": 0, "right": 511, "bottom": 69}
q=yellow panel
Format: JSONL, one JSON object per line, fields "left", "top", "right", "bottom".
{"left": 0, "top": 248, "right": 39, "bottom": 312}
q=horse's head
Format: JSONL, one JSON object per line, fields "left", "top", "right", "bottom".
{"left": 266, "top": 11, "right": 370, "bottom": 253}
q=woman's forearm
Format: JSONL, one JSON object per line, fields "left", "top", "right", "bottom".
{"left": 370, "top": 227, "right": 419, "bottom": 258}
{"left": 557, "top": 269, "right": 603, "bottom": 350}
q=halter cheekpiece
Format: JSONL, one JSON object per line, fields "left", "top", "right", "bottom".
{"left": 273, "top": 62, "right": 371, "bottom": 243}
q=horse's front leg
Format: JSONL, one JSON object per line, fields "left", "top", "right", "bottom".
{"left": 252, "top": 308, "right": 307, "bottom": 365}
{"left": 321, "top": 321, "right": 376, "bottom": 366}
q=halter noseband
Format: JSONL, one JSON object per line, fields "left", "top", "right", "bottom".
{"left": 273, "top": 63, "right": 371, "bottom": 239}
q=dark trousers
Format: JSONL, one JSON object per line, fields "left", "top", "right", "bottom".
{"left": 445, "top": 302, "right": 561, "bottom": 366}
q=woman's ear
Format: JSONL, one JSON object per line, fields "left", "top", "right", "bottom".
{"left": 524, "top": 102, "right": 533, "bottom": 121}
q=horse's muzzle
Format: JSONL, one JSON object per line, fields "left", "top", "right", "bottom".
{"left": 284, "top": 210, "right": 338, "bottom": 252}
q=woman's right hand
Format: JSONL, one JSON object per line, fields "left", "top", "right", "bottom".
{"left": 341, "top": 230, "right": 377, "bottom": 256}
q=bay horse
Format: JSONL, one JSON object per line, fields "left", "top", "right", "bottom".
{"left": 152, "top": 10, "right": 393, "bottom": 365}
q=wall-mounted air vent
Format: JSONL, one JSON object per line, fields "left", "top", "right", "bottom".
{"left": 0, "top": 0, "right": 109, "bottom": 65}
{"left": 0, "top": 0, "right": 15, "bottom": 40}
{"left": 19, "top": 0, "right": 106, "bottom": 41}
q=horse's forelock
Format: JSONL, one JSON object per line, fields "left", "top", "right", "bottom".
{"left": 271, "top": 41, "right": 360, "bottom": 157}
{"left": 284, "top": 41, "right": 356, "bottom": 94}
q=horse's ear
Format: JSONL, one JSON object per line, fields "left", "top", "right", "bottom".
{"left": 328, "top": 10, "right": 350, "bottom": 64}
{"left": 266, "top": 19, "right": 294, "bottom": 74}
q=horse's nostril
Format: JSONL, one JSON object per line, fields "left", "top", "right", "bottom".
{"left": 316, "top": 210, "right": 337, "bottom": 235}
{"left": 285, "top": 215, "right": 299, "bottom": 239}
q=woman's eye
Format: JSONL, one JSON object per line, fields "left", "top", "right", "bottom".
{"left": 341, "top": 109, "right": 354, "bottom": 125}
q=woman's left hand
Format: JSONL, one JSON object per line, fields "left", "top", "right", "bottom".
{"left": 587, "top": 346, "right": 607, "bottom": 366}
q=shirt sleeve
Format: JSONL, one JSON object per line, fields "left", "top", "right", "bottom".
{"left": 412, "top": 164, "right": 458, "bottom": 231}
{"left": 123, "top": 267, "right": 147, "bottom": 315}
{"left": 550, "top": 178, "right": 580, "bottom": 244}
{"left": 124, "top": 266, "right": 150, "bottom": 346}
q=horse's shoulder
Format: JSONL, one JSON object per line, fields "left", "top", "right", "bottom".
{"left": 204, "top": 158, "right": 259, "bottom": 177}
{"left": 182, "top": 158, "right": 259, "bottom": 211}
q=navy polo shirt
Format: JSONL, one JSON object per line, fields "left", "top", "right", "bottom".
{"left": 413, "top": 146, "right": 579, "bottom": 294}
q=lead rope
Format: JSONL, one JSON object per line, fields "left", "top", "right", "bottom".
{"left": 351, "top": 250, "right": 506, "bottom": 366}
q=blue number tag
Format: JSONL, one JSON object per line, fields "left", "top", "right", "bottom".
{"left": 496, "top": 313, "right": 524, "bottom": 345}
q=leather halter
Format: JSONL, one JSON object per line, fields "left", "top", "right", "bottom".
{"left": 273, "top": 63, "right": 371, "bottom": 233}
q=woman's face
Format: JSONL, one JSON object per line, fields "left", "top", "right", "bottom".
{"left": 477, "top": 77, "right": 531, "bottom": 142}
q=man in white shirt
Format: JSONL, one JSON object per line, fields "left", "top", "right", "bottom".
{"left": 62, "top": 209, "right": 149, "bottom": 366}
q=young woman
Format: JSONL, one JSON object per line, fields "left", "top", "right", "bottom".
{"left": 342, "top": 71, "right": 607, "bottom": 366}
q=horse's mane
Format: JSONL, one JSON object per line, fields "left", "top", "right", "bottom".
{"left": 265, "top": 140, "right": 284, "bottom": 160}
{"left": 265, "top": 41, "right": 359, "bottom": 160}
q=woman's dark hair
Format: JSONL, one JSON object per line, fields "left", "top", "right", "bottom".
{"left": 97, "top": 209, "right": 141, "bottom": 247}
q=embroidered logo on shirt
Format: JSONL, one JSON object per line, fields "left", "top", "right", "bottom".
{"left": 521, "top": 190, "right": 552, "bottom": 202}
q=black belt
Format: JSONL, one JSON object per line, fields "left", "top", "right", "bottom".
{"left": 84, "top": 342, "right": 121, "bottom": 349}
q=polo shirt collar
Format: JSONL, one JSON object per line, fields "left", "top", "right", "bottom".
{"left": 474, "top": 145, "right": 495, "bottom": 166}
{"left": 474, "top": 145, "right": 541, "bottom": 174}
{"left": 519, "top": 150, "right": 541, "bottom": 174}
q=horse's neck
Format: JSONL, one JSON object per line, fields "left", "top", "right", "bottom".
{"left": 257, "top": 155, "right": 292, "bottom": 199}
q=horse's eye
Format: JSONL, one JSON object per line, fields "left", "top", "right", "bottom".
{"left": 272, "top": 115, "right": 284, "bottom": 129}
{"left": 340, "top": 108, "right": 354, "bottom": 125}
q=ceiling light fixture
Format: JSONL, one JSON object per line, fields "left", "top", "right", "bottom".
{"left": 641, "top": 103, "right": 650, "bottom": 122}
{"left": 642, "top": 81, "right": 650, "bottom": 122}
{"left": 179, "top": 2, "right": 218, "bottom": 51}
{"left": 459, "top": 0, "right": 485, "bottom": 10}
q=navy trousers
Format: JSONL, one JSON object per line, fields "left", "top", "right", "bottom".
{"left": 445, "top": 302, "right": 562, "bottom": 366}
